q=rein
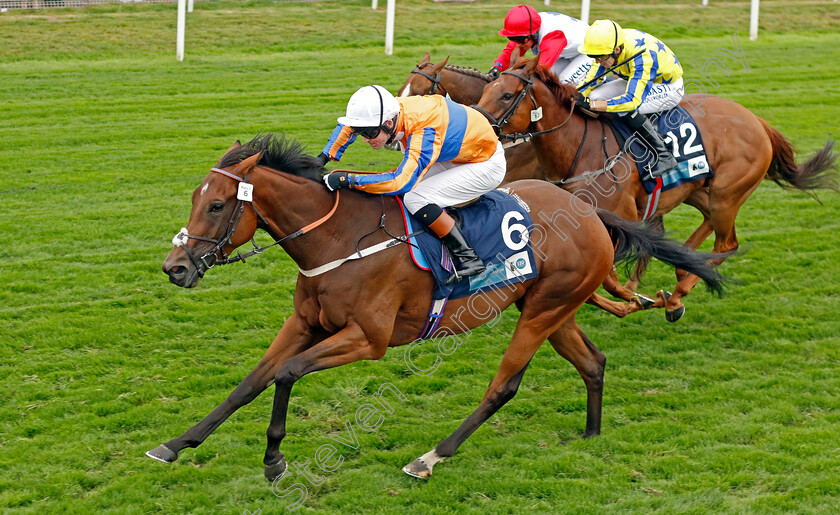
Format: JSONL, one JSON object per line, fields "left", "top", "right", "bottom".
{"left": 172, "top": 167, "right": 340, "bottom": 276}
{"left": 472, "top": 70, "right": 576, "bottom": 144}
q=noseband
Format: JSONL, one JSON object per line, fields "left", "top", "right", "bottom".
{"left": 471, "top": 70, "right": 576, "bottom": 143}
{"left": 410, "top": 68, "right": 444, "bottom": 96}
{"left": 171, "top": 167, "right": 339, "bottom": 277}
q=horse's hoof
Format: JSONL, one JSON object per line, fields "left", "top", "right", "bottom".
{"left": 146, "top": 444, "right": 178, "bottom": 463}
{"left": 666, "top": 305, "right": 686, "bottom": 323}
{"left": 402, "top": 458, "right": 432, "bottom": 479}
{"left": 265, "top": 457, "right": 287, "bottom": 482}
{"left": 635, "top": 293, "right": 656, "bottom": 309}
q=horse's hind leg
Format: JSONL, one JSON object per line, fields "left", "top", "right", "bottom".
{"left": 403, "top": 306, "right": 586, "bottom": 479}
{"left": 546, "top": 319, "right": 605, "bottom": 437}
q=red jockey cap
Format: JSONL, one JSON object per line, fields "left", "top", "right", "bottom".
{"left": 499, "top": 5, "right": 541, "bottom": 37}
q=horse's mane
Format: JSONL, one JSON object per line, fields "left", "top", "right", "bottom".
{"left": 444, "top": 64, "right": 492, "bottom": 82}
{"left": 218, "top": 133, "right": 324, "bottom": 181}
{"left": 512, "top": 58, "right": 578, "bottom": 106}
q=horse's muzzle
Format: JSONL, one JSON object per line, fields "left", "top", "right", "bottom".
{"left": 162, "top": 249, "right": 207, "bottom": 288}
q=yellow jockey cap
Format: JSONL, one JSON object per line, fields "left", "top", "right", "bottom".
{"left": 578, "top": 20, "right": 625, "bottom": 56}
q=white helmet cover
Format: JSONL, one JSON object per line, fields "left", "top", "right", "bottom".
{"left": 337, "top": 85, "right": 400, "bottom": 127}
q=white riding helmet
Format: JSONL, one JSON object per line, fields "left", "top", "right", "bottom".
{"left": 337, "top": 85, "right": 400, "bottom": 128}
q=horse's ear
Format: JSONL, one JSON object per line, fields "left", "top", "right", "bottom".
{"left": 233, "top": 151, "right": 263, "bottom": 175}
{"left": 431, "top": 55, "right": 449, "bottom": 74}
{"left": 419, "top": 52, "right": 431, "bottom": 66}
{"left": 523, "top": 57, "right": 539, "bottom": 75}
{"left": 215, "top": 140, "right": 243, "bottom": 167}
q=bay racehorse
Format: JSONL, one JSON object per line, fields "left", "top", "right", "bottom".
{"left": 399, "top": 52, "right": 660, "bottom": 319}
{"left": 147, "top": 134, "right": 727, "bottom": 479}
{"left": 475, "top": 58, "right": 838, "bottom": 320}
{"left": 397, "top": 52, "right": 543, "bottom": 183}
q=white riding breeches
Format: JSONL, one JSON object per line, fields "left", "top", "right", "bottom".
{"left": 588, "top": 76, "right": 685, "bottom": 115}
{"left": 403, "top": 141, "right": 507, "bottom": 213}
{"left": 550, "top": 54, "right": 593, "bottom": 84}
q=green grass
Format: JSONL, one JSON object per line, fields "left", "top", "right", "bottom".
{"left": 1, "top": 1, "right": 839, "bottom": 513}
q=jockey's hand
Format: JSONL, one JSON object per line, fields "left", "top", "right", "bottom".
{"left": 575, "top": 93, "right": 592, "bottom": 110}
{"left": 324, "top": 172, "right": 350, "bottom": 191}
{"left": 488, "top": 66, "right": 501, "bottom": 80}
{"left": 315, "top": 152, "right": 330, "bottom": 167}
{"left": 323, "top": 172, "right": 351, "bottom": 191}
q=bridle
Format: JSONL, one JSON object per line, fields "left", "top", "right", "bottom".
{"left": 471, "top": 70, "right": 576, "bottom": 144}
{"left": 409, "top": 66, "right": 445, "bottom": 96}
{"left": 171, "top": 166, "right": 339, "bottom": 277}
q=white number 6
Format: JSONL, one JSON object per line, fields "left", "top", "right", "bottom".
{"left": 502, "top": 211, "right": 529, "bottom": 251}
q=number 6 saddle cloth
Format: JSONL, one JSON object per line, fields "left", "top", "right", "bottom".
{"left": 396, "top": 190, "right": 538, "bottom": 304}
{"left": 609, "top": 105, "right": 714, "bottom": 195}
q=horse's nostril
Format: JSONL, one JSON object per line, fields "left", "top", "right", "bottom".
{"left": 167, "top": 265, "right": 186, "bottom": 277}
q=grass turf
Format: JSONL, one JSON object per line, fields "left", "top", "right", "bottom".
{"left": 1, "top": 1, "right": 839, "bottom": 513}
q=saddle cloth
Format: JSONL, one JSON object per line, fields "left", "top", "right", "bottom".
{"left": 609, "top": 105, "right": 713, "bottom": 194}
{"left": 396, "top": 190, "right": 538, "bottom": 303}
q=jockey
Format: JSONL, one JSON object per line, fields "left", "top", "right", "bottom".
{"left": 488, "top": 4, "right": 591, "bottom": 84}
{"left": 577, "top": 19, "right": 685, "bottom": 179}
{"left": 320, "top": 85, "right": 507, "bottom": 284}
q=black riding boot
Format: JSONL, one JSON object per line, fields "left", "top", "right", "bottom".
{"left": 625, "top": 111, "right": 677, "bottom": 179}
{"left": 441, "top": 223, "right": 486, "bottom": 285}
{"left": 414, "top": 203, "right": 485, "bottom": 285}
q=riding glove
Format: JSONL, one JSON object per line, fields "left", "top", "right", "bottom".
{"left": 315, "top": 152, "right": 330, "bottom": 166}
{"left": 574, "top": 93, "right": 592, "bottom": 110}
{"left": 323, "top": 172, "right": 351, "bottom": 191}
{"left": 488, "top": 66, "right": 501, "bottom": 80}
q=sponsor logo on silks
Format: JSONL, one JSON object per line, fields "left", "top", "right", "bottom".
{"left": 467, "top": 251, "right": 534, "bottom": 291}
{"left": 687, "top": 155, "right": 709, "bottom": 177}
{"left": 505, "top": 251, "right": 533, "bottom": 280}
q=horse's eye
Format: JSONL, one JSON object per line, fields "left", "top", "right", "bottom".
{"left": 502, "top": 93, "right": 514, "bottom": 101}
{"left": 209, "top": 202, "right": 225, "bottom": 213}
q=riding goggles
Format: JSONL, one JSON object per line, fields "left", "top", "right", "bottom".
{"left": 352, "top": 126, "right": 382, "bottom": 139}
{"left": 508, "top": 36, "right": 530, "bottom": 44}
{"left": 588, "top": 54, "right": 612, "bottom": 62}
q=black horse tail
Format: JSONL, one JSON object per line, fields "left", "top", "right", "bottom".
{"left": 759, "top": 119, "right": 839, "bottom": 200}
{"left": 596, "top": 210, "right": 729, "bottom": 296}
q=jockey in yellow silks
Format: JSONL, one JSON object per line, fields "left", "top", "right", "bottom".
{"left": 319, "top": 85, "right": 507, "bottom": 284}
{"left": 577, "top": 20, "right": 685, "bottom": 178}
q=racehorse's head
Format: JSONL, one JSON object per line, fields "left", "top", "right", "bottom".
{"left": 474, "top": 57, "right": 542, "bottom": 135}
{"left": 162, "top": 143, "right": 264, "bottom": 288}
{"left": 398, "top": 52, "right": 450, "bottom": 97}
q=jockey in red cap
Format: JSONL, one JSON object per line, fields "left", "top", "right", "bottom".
{"left": 488, "top": 5, "right": 591, "bottom": 84}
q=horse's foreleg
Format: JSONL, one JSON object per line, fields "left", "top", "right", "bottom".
{"left": 585, "top": 291, "right": 647, "bottom": 318}
{"left": 264, "top": 321, "right": 388, "bottom": 481}
{"left": 146, "top": 314, "right": 318, "bottom": 464}
{"left": 665, "top": 209, "right": 736, "bottom": 322}
{"left": 675, "top": 217, "right": 713, "bottom": 282}
{"left": 587, "top": 268, "right": 661, "bottom": 317}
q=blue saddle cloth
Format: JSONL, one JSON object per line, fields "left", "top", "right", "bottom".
{"left": 398, "top": 190, "right": 538, "bottom": 302}
{"left": 609, "top": 105, "right": 713, "bottom": 194}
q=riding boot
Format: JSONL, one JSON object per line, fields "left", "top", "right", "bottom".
{"left": 624, "top": 111, "right": 677, "bottom": 179}
{"left": 414, "top": 204, "right": 485, "bottom": 285}
{"left": 440, "top": 223, "right": 486, "bottom": 285}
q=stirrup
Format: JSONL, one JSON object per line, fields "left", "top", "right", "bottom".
{"left": 444, "top": 261, "right": 485, "bottom": 285}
